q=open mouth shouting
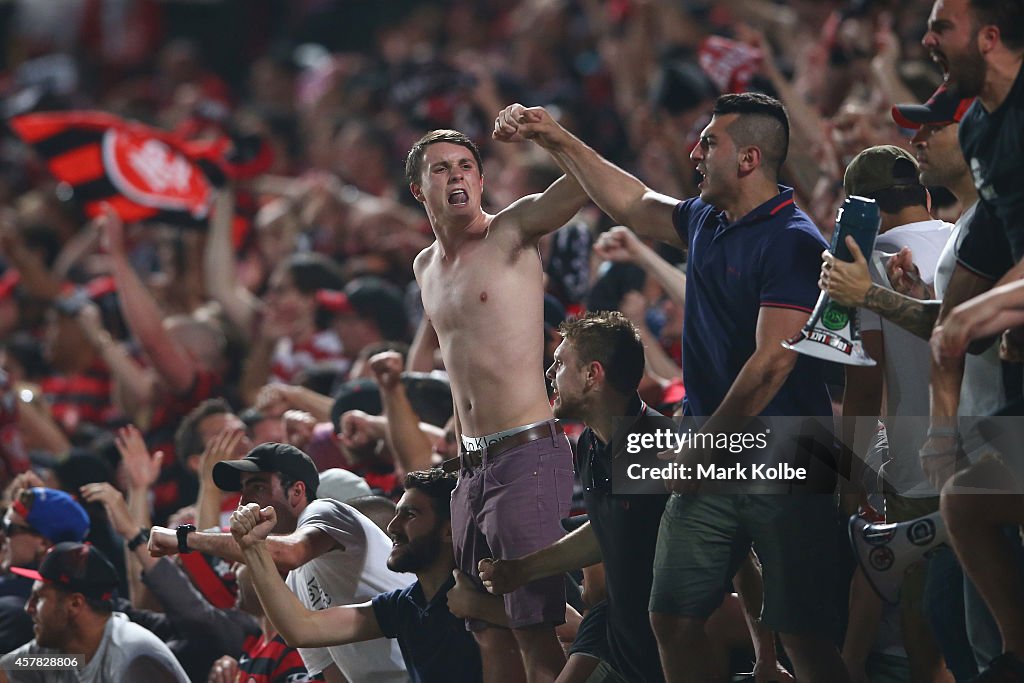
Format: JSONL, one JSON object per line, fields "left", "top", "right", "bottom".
{"left": 447, "top": 189, "right": 469, "bottom": 206}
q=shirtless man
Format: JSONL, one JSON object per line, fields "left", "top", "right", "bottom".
{"left": 406, "top": 128, "right": 586, "bottom": 683}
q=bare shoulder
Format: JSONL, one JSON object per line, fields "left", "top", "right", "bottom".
{"left": 413, "top": 241, "right": 439, "bottom": 279}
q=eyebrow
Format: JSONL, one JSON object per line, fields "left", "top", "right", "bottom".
{"left": 928, "top": 18, "right": 953, "bottom": 32}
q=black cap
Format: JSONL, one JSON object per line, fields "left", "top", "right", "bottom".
{"left": 316, "top": 277, "right": 409, "bottom": 341}
{"left": 213, "top": 442, "right": 320, "bottom": 497}
{"left": 10, "top": 542, "right": 118, "bottom": 600}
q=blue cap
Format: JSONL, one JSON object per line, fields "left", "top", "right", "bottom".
{"left": 12, "top": 488, "right": 90, "bottom": 543}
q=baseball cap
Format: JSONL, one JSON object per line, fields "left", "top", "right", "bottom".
{"left": 10, "top": 488, "right": 90, "bottom": 544}
{"left": 316, "top": 277, "right": 409, "bottom": 341}
{"left": 213, "top": 442, "right": 320, "bottom": 497}
{"left": 317, "top": 468, "right": 373, "bottom": 502}
{"left": 843, "top": 145, "right": 922, "bottom": 198}
{"left": 10, "top": 542, "right": 118, "bottom": 600}
{"left": 891, "top": 84, "right": 975, "bottom": 130}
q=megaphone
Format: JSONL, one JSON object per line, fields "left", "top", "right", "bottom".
{"left": 848, "top": 511, "right": 949, "bottom": 604}
{"left": 782, "top": 196, "right": 880, "bottom": 366}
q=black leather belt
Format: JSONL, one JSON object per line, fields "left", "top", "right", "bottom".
{"left": 441, "top": 422, "right": 565, "bottom": 473}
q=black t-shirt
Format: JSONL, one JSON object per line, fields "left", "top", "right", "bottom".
{"left": 575, "top": 396, "right": 670, "bottom": 683}
{"left": 958, "top": 64, "right": 1024, "bottom": 267}
{"left": 371, "top": 576, "right": 482, "bottom": 683}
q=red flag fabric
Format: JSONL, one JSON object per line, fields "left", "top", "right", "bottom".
{"left": 9, "top": 111, "right": 214, "bottom": 224}
{"left": 698, "top": 36, "right": 763, "bottom": 95}
{"left": 9, "top": 112, "right": 273, "bottom": 229}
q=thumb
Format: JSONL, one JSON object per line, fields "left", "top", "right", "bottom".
{"left": 152, "top": 450, "right": 164, "bottom": 468}
{"left": 260, "top": 506, "right": 276, "bottom": 521}
{"left": 844, "top": 235, "right": 866, "bottom": 263}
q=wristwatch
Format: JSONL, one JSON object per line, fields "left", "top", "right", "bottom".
{"left": 176, "top": 524, "right": 197, "bottom": 554}
{"left": 126, "top": 527, "right": 150, "bottom": 552}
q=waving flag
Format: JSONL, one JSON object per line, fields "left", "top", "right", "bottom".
{"left": 8, "top": 111, "right": 272, "bottom": 227}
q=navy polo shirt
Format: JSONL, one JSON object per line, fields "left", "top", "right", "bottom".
{"left": 675, "top": 186, "right": 831, "bottom": 417}
{"left": 371, "top": 575, "right": 482, "bottom": 683}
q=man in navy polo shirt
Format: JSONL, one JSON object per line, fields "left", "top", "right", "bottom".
{"left": 230, "top": 469, "right": 483, "bottom": 683}
{"left": 493, "top": 93, "right": 847, "bottom": 682}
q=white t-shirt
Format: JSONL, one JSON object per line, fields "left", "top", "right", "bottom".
{"left": 934, "top": 203, "right": 1008, "bottom": 432}
{"left": 285, "top": 498, "right": 413, "bottom": 682}
{"left": 0, "top": 612, "right": 188, "bottom": 683}
{"left": 860, "top": 219, "right": 953, "bottom": 497}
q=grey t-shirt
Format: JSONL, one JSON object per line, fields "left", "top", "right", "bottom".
{"left": 0, "top": 612, "right": 188, "bottom": 683}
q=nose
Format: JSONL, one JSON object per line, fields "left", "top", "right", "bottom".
{"left": 921, "top": 31, "right": 937, "bottom": 49}
{"left": 385, "top": 515, "right": 400, "bottom": 537}
{"left": 911, "top": 127, "right": 930, "bottom": 146}
{"left": 690, "top": 144, "right": 703, "bottom": 163}
{"left": 545, "top": 363, "right": 555, "bottom": 381}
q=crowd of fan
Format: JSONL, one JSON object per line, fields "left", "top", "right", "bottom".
{"left": 0, "top": 0, "right": 1022, "bottom": 682}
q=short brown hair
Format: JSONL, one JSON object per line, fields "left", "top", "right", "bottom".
{"left": 404, "top": 130, "right": 483, "bottom": 185}
{"left": 558, "top": 311, "right": 645, "bottom": 395}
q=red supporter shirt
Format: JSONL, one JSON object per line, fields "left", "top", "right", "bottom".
{"left": 237, "top": 632, "right": 321, "bottom": 683}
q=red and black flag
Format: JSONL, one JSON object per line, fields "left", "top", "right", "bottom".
{"left": 8, "top": 111, "right": 272, "bottom": 228}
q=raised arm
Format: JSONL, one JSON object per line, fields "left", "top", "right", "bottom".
{"left": 370, "top": 352, "right": 435, "bottom": 476}
{"left": 149, "top": 522, "right": 338, "bottom": 572}
{"left": 494, "top": 104, "right": 683, "bottom": 247}
{"left": 820, "top": 237, "right": 939, "bottom": 341}
{"left": 594, "top": 226, "right": 686, "bottom": 308}
{"left": 99, "top": 208, "right": 198, "bottom": 395}
{"left": 203, "top": 188, "right": 260, "bottom": 334}
{"left": 231, "top": 503, "right": 382, "bottom": 648}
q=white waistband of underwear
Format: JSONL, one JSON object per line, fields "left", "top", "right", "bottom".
{"left": 461, "top": 419, "right": 552, "bottom": 452}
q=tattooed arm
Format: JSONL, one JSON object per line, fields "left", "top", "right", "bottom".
{"left": 861, "top": 284, "right": 940, "bottom": 341}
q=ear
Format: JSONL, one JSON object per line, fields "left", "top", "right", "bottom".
{"left": 739, "top": 145, "right": 762, "bottom": 173}
{"left": 977, "top": 24, "right": 1000, "bottom": 54}
{"left": 441, "top": 520, "right": 453, "bottom": 544}
{"left": 409, "top": 182, "right": 425, "bottom": 203}
{"left": 290, "top": 480, "right": 306, "bottom": 505}
{"left": 64, "top": 592, "right": 86, "bottom": 617}
{"left": 186, "top": 452, "right": 202, "bottom": 475}
{"left": 585, "top": 360, "right": 605, "bottom": 389}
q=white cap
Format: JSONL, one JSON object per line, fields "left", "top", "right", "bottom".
{"left": 316, "top": 468, "right": 373, "bottom": 502}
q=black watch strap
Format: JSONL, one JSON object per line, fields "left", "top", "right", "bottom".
{"left": 176, "top": 524, "right": 197, "bottom": 554}
{"left": 127, "top": 527, "right": 150, "bottom": 552}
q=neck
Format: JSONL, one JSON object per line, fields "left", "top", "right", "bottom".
{"left": 979, "top": 53, "right": 1023, "bottom": 112}
{"left": 585, "top": 391, "right": 635, "bottom": 445}
{"left": 880, "top": 206, "right": 933, "bottom": 233}
{"left": 428, "top": 210, "right": 492, "bottom": 258}
{"left": 418, "top": 558, "right": 456, "bottom": 603}
{"left": 67, "top": 612, "right": 110, "bottom": 665}
{"left": 951, "top": 173, "right": 979, "bottom": 210}
{"left": 722, "top": 178, "right": 780, "bottom": 224}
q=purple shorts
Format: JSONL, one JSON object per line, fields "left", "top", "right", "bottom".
{"left": 451, "top": 421, "right": 574, "bottom": 630}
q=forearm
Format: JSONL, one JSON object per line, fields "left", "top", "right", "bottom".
{"left": 284, "top": 386, "right": 334, "bottom": 423}
{"left": 521, "top": 523, "right": 602, "bottom": 583}
{"left": 204, "top": 189, "right": 257, "bottom": 333}
{"left": 196, "top": 480, "right": 224, "bottom": 532}
{"left": 241, "top": 542, "right": 339, "bottom": 647}
{"left": 633, "top": 247, "right": 686, "bottom": 309}
{"left": 240, "top": 338, "right": 276, "bottom": 407}
{"left": 110, "top": 256, "right": 195, "bottom": 393}
{"left": 708, "top": 354, "right": 795, "bottom": 426}
{"left": 13, "top": 398, "right": 70, "bottom": 455}
{"left": 164, "top": 529, "right": 303, "bottom": 570}
{"left": 85, "top": 330, "right": 155, "bottom": 407}
{"left": 380, "top": 387, "right": 434, "bottom": 476}
{"left": 407, "top": 316, "right": 439, "bottom": 372}
{"left": 862, "top": 284, "right": 939, "bottom": 341}
{"left": 929, "top": 356, "right": 963, "bottom": 427}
